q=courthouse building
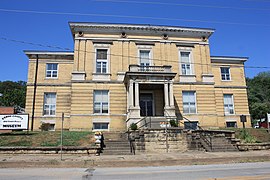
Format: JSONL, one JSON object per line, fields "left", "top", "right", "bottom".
{"left": 24, "top": 22, "right": 250, "bottom": 131}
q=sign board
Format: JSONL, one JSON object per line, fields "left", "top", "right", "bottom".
{"left": 240, "top": 115, "right": 247, "bottom": 123}
{"left": 0, "top": 114, "right": 29, "bottom": 130}
{"left": 267, "top": 114, "right": 270, "bottom": 122}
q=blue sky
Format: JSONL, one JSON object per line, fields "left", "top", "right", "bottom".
{"left": 0, "top": 0, "right": 269, "bottom": 81}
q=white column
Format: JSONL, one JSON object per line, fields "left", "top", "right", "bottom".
{"left": 129, "top": 80, "right": 134, "bottom": 107}
{"left": 169, "top": 82, "right": 174, "bottom": 107}
{"left": 164, "top": 82, "right": 169, "bottom": 108}
{"left": 135, "top": 81, "right": 140, "bottom": 107}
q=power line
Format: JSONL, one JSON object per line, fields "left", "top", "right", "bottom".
{"left": 94, "top": 0, "right": 270, "bottom": 11}
{"left": 0, "top": 8, "right": 270, "bottom": 27}
{"left": 1, "top": 36, "right": 270, "bottom": 70}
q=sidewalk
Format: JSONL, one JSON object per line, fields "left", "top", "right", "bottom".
{"left": 0, "top": 150, "right": 270, "bottom": 168}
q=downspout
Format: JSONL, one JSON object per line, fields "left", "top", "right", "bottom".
{"left": 31, "top": 54, "right": 39, "bottom": 131}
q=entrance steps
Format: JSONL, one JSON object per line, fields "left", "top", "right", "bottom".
{"left": 101, "top": 132, "right": 132, "bottom": 155}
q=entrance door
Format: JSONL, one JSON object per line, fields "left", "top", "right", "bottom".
{"left": 140, "top": 93, "right": 153, "bottom": 116}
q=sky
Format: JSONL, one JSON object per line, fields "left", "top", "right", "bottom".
{"left": 0, "top": 0, "right": 269, "bottom": 81}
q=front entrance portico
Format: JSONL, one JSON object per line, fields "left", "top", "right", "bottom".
{"left": 125, "top": 65, "right": 177, "bottom": 128}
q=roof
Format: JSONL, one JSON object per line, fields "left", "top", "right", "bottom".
{"left": 24, "top": 51, "right": 74, "bottom": 59}
{"left": 69, "top": 22, "right": 215, "bottom": 39}
{"left": 211, "top": 56, "right": 248, "bottom": 63}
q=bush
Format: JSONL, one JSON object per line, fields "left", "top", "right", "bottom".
{"left": 169, "top": 120, "right": 178, "bottom": 127}
{"left": 130, "top": 123, "right": 138, "bottom": 131}
{"left": 239, "top": 129, "right": 257, "bottom": 143}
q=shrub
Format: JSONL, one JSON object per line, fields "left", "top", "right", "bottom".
{"left": 239, "top": 129, "right": 257, "bottom": 143}
{"left": 169, "top": 120, "right": 178, "bottom": 127}
{"left": 130, "top": 123, "right": 138, "bottom": 131}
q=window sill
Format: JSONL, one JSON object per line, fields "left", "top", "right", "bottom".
{"left": 42, "top": 115, "right": 56, "bottom": 117}
{"left": 221, "top": 80, "right": 232, "bottom": 82}
{"left": 93, "top": 113, "right": 110, "bottom": 116}
{"left": 45, "top": 77, "right": 58, "bottom": 80}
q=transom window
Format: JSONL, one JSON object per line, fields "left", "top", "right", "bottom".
{"left": 182, "top": 91, "right": 197, "bottom": 114}
{"left": 224, "top": 94, "right": 234, "bottom": 115}
{"left": 180, "top": 52, "right": 192, "bottom": 75}
{"left": 221, "top": 67, "right": 231, "bottom": 81}
{"left": 96, "top": 49, "right": 108, "bottom": 73}
{"left": 94, "top": 90, "right": 109, "bottom": 114}
{"left": 46, "top": 63, "right": 58, "bottom": 78}
{"left": 43, "top": 93, "right": 56, "bottom": 116}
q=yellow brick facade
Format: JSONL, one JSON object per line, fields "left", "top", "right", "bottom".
{"left": 24, "top": 23, "right": 250, "bottom": 131}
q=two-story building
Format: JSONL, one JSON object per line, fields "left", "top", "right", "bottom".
{"left": 24, "top": 22, "right": 250, "bottom": 131}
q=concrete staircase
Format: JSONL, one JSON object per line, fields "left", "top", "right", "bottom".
{"left": 101, "top": 132, "right": 132, "bottom": 155}
{"left": 187, "top": 130, "right": 240, "bottom": 152}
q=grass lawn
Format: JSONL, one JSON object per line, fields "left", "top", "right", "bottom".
{"left": 0, "top": 131, "right": 94, "bottom": 147}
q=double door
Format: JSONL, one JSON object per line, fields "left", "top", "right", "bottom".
{"left": 140, "top": 93, "right": 154, "bottom": 116}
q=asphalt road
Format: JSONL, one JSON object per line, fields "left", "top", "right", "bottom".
{"left": 1, "top": 162, "right": 270, "bottom": 180}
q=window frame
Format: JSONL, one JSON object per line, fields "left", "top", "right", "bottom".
{"left": 45, "top": 63, "right": 58, "bottom": 79}
{"left": 226, "top": 121, "right": 237, "bottom": 128}
{"left": 182, "top": 91, "right": 197, "bottom": 114}
{"left": 94, "top": 44, "right": 110, "bottom": 74}
{"left": 179, "top": 49, "right": 194, "bottom": 75}
{"left": 43, "top": 92, "right": 57, "bottom": 116}
{"left": 93, "top": 122, "right": 109, "bottom": 130}
{"left": 137, "top": 45, "right": 153, "bottom": 67}
{"left": 93, "top": 90, "right": 109, "bottom": 114}
{"left": 220, "top": 67, "right": 231, "bottom": 81}
{"left": 223, "top": 94, "right": 235, "bottom": 115}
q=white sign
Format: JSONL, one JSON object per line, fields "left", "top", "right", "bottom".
{"left": 0, "top": 114, "right": 29, "bottom": 130}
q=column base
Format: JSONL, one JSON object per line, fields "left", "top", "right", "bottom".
{"left": 164, "top": 106, "right": 176, "bottom": 117}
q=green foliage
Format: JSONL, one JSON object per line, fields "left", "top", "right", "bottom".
{"left": 0, "top": 81, "right": 26, "bottom": 108}
{"left": 239, "top": 129, "right": 257, "bottom": 143}
{"left": 246, "top": 71, "right": 270, "bottom": 120}
{"left": 169, "top": 120, "right": 178, "bottom": 127}
{"left": 130, "top": 123, "right": 138, "bottom": 131}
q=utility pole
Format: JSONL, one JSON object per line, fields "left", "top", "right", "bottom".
{"left": 31, "top": 55, "right": 39, "bottom": 131}
{"left": 61, "top": 112, "right": 64, "bottom": 161}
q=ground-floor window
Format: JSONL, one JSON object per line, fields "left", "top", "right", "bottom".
{"left": 40, "top": 123, "right": 55, "bottom": 131}
{"left": 226, "top": 121, "right": 237, "bottom": 128}
{"left": 93, "top": 123, "right": 109, "bottom": 130}
{"left": 184, "top": 121, "right": 198, "bottom": 130}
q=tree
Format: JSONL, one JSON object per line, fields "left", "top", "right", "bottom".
{"left": 247, "top": 71, "right": 270, "bottom": 120}
{"left": 0, "top": 81, "right": 26, "bottom": 108}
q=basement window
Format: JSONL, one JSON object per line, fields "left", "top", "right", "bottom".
{"left": 93, "top": 123, "right": 109, "bottom": 130}
{"left": 226, "top": 122, "right": 237, "bottom": 128}
{"left": 184, "top": 121, "right": 198, "bottom": 130}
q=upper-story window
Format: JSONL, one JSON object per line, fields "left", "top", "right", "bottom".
{"left": 180, "top": 52, "right": 192, "bottom": 75}
{"left": 182, "top": 91, "right": 197, "bottom": 114}
{"left": 96, "top": 49, "right": 108, "bottom": 73}
{"left": 94, "top": 90, "right": 109, "bottom": 114}
{"left": 43, "top": 93, "right": 56, "bottom": 116}
{"left": 220, "top": 67, "right": 231, "bottom": 81}
{"left": 224, "top": 94, "right": 234, "bottom": 115}
{"left": 46, "top": 63, "right": 58, "bottom": 78}
{"left": 139, "top": 50, "right": 151, "bottom": 67}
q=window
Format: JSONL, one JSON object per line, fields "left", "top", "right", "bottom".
{"left": 139, "top": 50, "right": 151, "bottom": 71}
{"left": 94, "top": 90, "right": 109, "bottom": 114}
{"left": 226, "top": 122, "right": 237, "bottom": 128}
{"left": 184, "top": 121, "right": 198, "bottom": 130}
{"left": 46, "top": 63, "right": 58, "bottom": 78}
{"left": 180, "top": 52, "right": 192, "bottom": 75}
{"left": 224, "top": 94, "right": 234, "bottom": 115}
{"left": 182, "top": 91, "right": 196, "bottom": 114}
{"left": 93, "top": 123, "right": 109, "bottom": 130}
{"left": 43, "top": 93, "right": 56, "bottom": 116}
{"left": 96, "top": 49, "right": 108, "bottom": 73}
{"left": 221, "top": 67, "right": 231, "bottom": 81}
